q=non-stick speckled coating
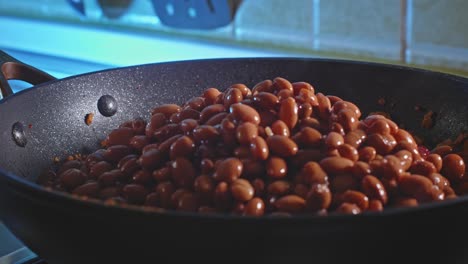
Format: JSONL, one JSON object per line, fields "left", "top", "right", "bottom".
{"left": 0, "top": 58, "right": 468, "bottom": 264}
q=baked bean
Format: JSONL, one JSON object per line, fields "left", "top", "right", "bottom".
{"left": 193, "top": 125, "right": 220, "bottom": 143}
{"left": 231, "top": 83, "right": 252, "bottom": 98}
{"left": 89, "top": 161, "right": 113, "bottom": 179}
{"left": 338, "top": 109, "right": 359, "bottom": 132}
{"left": 198, "top": 206, "right": 217, "bottom": 214}
{"left": 252, "top": 178, "right": 265, "bottom": 197}
{"left": 300, "top": 161, "right": 328, "bottom": 184}
{"left": 98, "top": 169, "right": 123, "bottom": 187}
{"left": 213, "top": 158, "right": 243, "bottom": 182}
{"left": 152, "top": 167, "right": 170, "bottom": 182}
{"left": 426, "top": 153, "right": 443, "bottom": 172}
{"left": 382, "top": 155, "right": 404, "bottom": 180}
{"left": 214, "top": 182, "right": 233, "bottom": 211}
{"left": 271, "top": 120, "right": 290, "bottom": 137}
{"left": 224, "top": 88, "right": 244, "bottom": 109}
{"left": 244, "top": 198, "right": 265, "bottom": 216}
{"left": 139, "top": 149, "right": 164, "bottom": 170}
{"left": 154, "top": 124, "right": 181, "bottom": 142}
{"left": 399, "top": 174, "right": 434, "bottom": 202}
{"left": 145, "top": 113, "right": 167, "bottom": 138}
{"left": 344, "top": 129, "right": 366, "bottom": 148}
{"left": 361, "top": 175, "right": 388, "bottom": 204}
{"left": 205, "top": 112, "right": 228, "bottom": 126}
{"left": 252, "top": 79, "right": 273, "bottom": 94}
{"left": 253, "top": 92, "right": 279, "bottom": 109}
{"left": 325, "top": 132, "right": 344, "bottom": 149}
{"left": 393, "top": 197, "right": 418, "bottom": 208}
{"left": 293, "top": 183, "right": 309, "bottom": 199}
{"left": 106, "top": 127, "right": 134, "bottom": 147}
{"left": 158, "top": 135, "right": 182, "bottom": 155}
{"left": 428, "top": 173, "right": 449, "bottom": 190}
{"left": 395, "top": 149, "right": 413, "bottom": 171}
{"left": 122, "top": 184, "right": 148, "bottom": 204}
{"left": 291, "top": 149, "right": 323, "bottom": 168}
{"left": 59, "top": 169, "right": 87, "bottom": 190}
{"left": 119, "top": 156, "right": 140, "bottom": 177}
{"left": 236, "top": 122, "right": 258, "bottom": 145}
{"left": 274, "top": 195, "right": 306, "bottom": 213}
{"left": 306, "top": 184, "right": 332, "bottom": 211}
{"left": 294, "top": 127, "right": 322, "bottom": 148}
{"left": 330, "top": 122, "right": 346, "bottom": 136}
{"left": 177, "top": 193, "right": 199, "bottom": 212}
{"left": 267, "top": 135, "right": 298, "bottom": 157}
{"left": 171, "top": 157, "right": 196, "bottom": 188}
{"left": 176, "top": 108, "right": 200, "bottom": 122}
{"left": 267, "top": 180, "right": 291, "bottom": 196}
{"left": 277, "top": 89, "right": 294, "bottom": 101}
{"left": 410, "top": 160, "right": 436, "bottom": 176}
{"left": 180, "top": 119, "right": 198, "bottom": 135}
{"left": 234, "top": 146, "right": 252, "bottom": 159}
{"left": 199, "top": 104, "right": 224, "bottom": 124}
{"left": 249, "top": 136, "right": 269, "bottom": 160}
{"left": 351, "top": 161, "right": 372, "bottom": 180}
{"left": 441, "top": 154, "right": 466, "bottom": 182}
{"left": 152, "top": 104, "right": 181, "bottom": 118}
{"left": 279, "top": 97, "right": 298, "bottom": 129}
{"left": 336, "top": 144, "right": 359, "bottom": 162}
{"left": 331, "top": 101, "right": 361, "bottom": 119}
{"left": 185, "top": 96, "right": 205, "bottom": 111}
{"left": 129, "top": 135, "right": 150, "bottom": 152}
{"left": 292, "top": 81, "right": 314, "bottom": 95}
{"left": 299, "top": 117, "right": 321, "bottom": 131}
{"left": 99, "top": 186, "right": 121, "bottom": 199}
{"left": 368, "top": 200, "right": 384, "bottom": 212}
{"left": 266, "top": 157, "right": 287, "bottom": 179}
{"left": 155, "top": 182, "right": 175, "bottom": 208}
{"left": 365, "top": 133, "right": 397, "bottom": 155}
{"left": 230, "top": 103, "right": 261, "bottom": 125}
{"left": 73, "top": 182, "right": 99, "bottom": 197}
{"left": 203, "top": 88, "right": 221, "bottom": 105}
{"left": 316, "top": 93, "right": 331, "bottom": 120}
{"left": 132, "top": 170, "right": 152, "bottom": 185}
{"left": 170, "top": 189, "right": 191, "bottom": 209}
{"left": 273, "top": 77, "right": 293, "bottom": 92}
{"left": 85, "top": 149, "right": 106, "bottom": 167}
{"left": 393, "top": 129, "right": 417, "bottom": 147}
{"left": 194, "top": 175, "right": 214, "bottom": 198}
{"left": 103, "top": 145, "right": 132, "bottom": 163}
{"left": 331, "top": 174, "right": 358, "bottom": 193}
{"left": 336, "top": 203, "right": 361, "bottom": 214}
{"left": 342, "top": 190, "right": 369, "bottom": 210}
{"left": 200, "top": 158, "right": 215, "bottom": 174}
{"left": 431, "top": 145, "right": 453, "bottom": 157}
{"left": 320, "top": 157, "right": 354, "bottom": 175}
{"left": 367, "top": 119, "right": 390, "bottom": 135}
{"left": 231, "top": 178, "right": 255, "bottom": 202}
{"left": 298, "top": 103, "right": 313, "bottom": 119}
{"left": 170, "top": 136, "right": 195, "bottom": 160}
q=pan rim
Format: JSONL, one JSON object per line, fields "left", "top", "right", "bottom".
{"left": 1, "top": 56, "right": 467, "bottom": 222}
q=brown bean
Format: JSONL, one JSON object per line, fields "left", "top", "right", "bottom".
{"left": 139, "top": 149, "right": 164, "bottom": 170}
{"left": 306, "top": 184, "right": 332, "bottom": 211}
{"left": 393, "top": 197, "right": 418, "bottom": 208}
{"left": 236, "top": 122, "right": 258, "bottom": 145}
{"left": 320, "top": 157, "right": 354, "bottom": 175}
{"left": 316, "top": 93, "right": 331, "bottom": 120}
{"left": 129, "top": 135, "right": 150, "bottom": 152}
{"left": 205, "top": 112, "right": 228, "bottom": 126}
{"left": 266, "top": 157, "right": 288, "bottom": 179}
{"left": 325, "top": 132, "right": 344, "bottom": 150}
{"left": 351, "top": 161, "right": 372, "bottom": 180}
{"left": 122, "top": 184, "right": 148, "bottom": 204}
{"left": 298, "top": 103, "right": 313, "bottom": 119}
{"left": 193, "top": 125, "right": 220, "bottom": 143}
{"left": 426, "top": 153, "right": 443, "bottom": 172}
{"left": 231, "top": 83, "right": 252, "bottom": 98}
{"left": 145, "top": 113, "right": 167, "bottom": 138}
{"left": 249, "top": 136, "right": 269, "bottom": 160}
{"left": 132, "top": 170, "right": 152, "bottom": 185}
{"left": 358, "top": 146, "right": 376, "bottom": 162}
{"left": 198, "top": 206, "right": 217, "bottom": 214}
{"left": 299, "top": 117, "right": 321, "bottom": 130}
{"left": 410, "top": 160, "right": 436, "bottom": 176}
{"left": 59, "top": 169, "right": 87, "bottom": 190}
{"left": 176, "top": 108, "right": 200, "bottom": 122}
{"left": 330, "top": 122, "right": 345, "bottom": 136}
{"left": 361, "top": 175, "right": 388, "bottom": 204}
{"left": 151, "top": 104, "right": 181, "bottom": 117}
{"left": 213, "top": 158, "right": 243, "bottom": 182}
{"left": 337, "top": 144, "right": 359, "bottom": 162}
{"left": 185, "top": 96, "right": 206, "bottom": 111}
{"left": 368, "top": 199, "right": 384, "bottom": 212}
{"left": 365, "top": 133, "right": 397, "bottom": 154}
{"left": 252, "top": 79, "right": 273, "bottom": 94}
{"left": 395, "top": 149, "right": 413, "bottom": 170}
{"left": 119, "top": 156, "right": 140, "bottom": 177}
{"left": 98, "top": 169, "right": 123, "bottom": 187}
{"left": 292, "top": 81, "right": 314, "bottom": 94}
{"left": 199, "top": 104, "right": 225, "bottom": 124}
{"left": 331, "top": 174, "right": 358, "bottom": 193}
{"left": 203, "top": 88, "right": 221, "bottom": 105}
{"left": 177, "top": 192, "right": 199, "bottom": 212}
{"left": 367, "top": 119, "right": 391, "bottom": 135}
{"left": 271, "top": 120, "right": 290, "bottom": 137}
{"left": 180, "top": 119, "right": 198, "bottom": 135}
{"left": 169, "top": 135, "right": 195, "bottom": 160}
{"left": 158, "top": 134, "right": 182, "bottom": 155}
{"left": 106, "top": 127, "right": 134, "bottom": 147}
{"left": 85, "top": 149, "right": 106, "bottom": 167}
{"left": 399, "top": 174, "right": 434, "bottom": 202}
{"left": 337, "top": 109, "right": 359, "bottom": 132}
{"left": 99, "top": 186, "right": 121, "bottom": 199}
{"left": 230, "top": 103, "right": 260, "bottom": 125}
{"left": 331, "top": 100, "right": 361, "bottom": 119}
{"left": 441, "top": 154, "right": 466, "bottom": 182}
{"left": 300, "top": 161, "right": 328, "bottom": 184}
{"left": 214, "top": 182, "right": 233, "bottom": 211}
{"left": 72, "top": 182, "right": 99, "bottom": 197}
{"left": 336, "top": 203, "right": 361, "bottom": 214}
{"left": 279, "top": 97, "right": 298, "bottom": 129}
{"left": 103, "top": 145, "right": 132, "bottom": 163}
{"left": 200, "top": 158, "right": 215, "bottom": 174}
{"left": 273, "top": 77, "right": 293, "bottom": 92}
{"left": 154, "top": 124, "right": 181, "bottom": 142}
{"left": 89, "top": 161, "right": 113, "bottom": 179}
{"left": 194, "top": 175, "right": 215, "bottom": 197}
{"left": 170, "top": 189, "right": 191, "bottom": 209}
{"left": 393, "top": 129, "right": 417, "bottom": 147}
{"left": 267, "top": 180, "right": 291, "bottom": 196}
{"left": 431, "top": 145, "right": 453, "bottom": 157}
{"left": 274, "top": 195, "right": 306, "bottom": 213}
{"left": 231, "top": 178, "right": 255, "bottom": 202}
{"left": 244, "top": 198, "right": 265, "bottom": 216}
{"left": 294, "top": 127, "right": 322, "bottom": 148}
{"left": 382, "top": 155, "right": 404, "bottom": 180}
{"left": 170, "top": 157, "right": 195, "bottom": 188}
{"left": 342, "top": 190, "right": 369, "bottom": 210}
{"left": 253, "top": 92, "right": 279, "bottom": 109}
{"left": 152, "top": 167, "right": 170, "bottom": 182}
{"left": 428, "top": 173, "right": 449, "bottom": 190}
{"left": 277, "top": 89, "right": 294, "bottom": 101}
{"left": 234, "top": 146, "right": 252, "bottom": 159}
{"left": 344, "top": 129, "right": 366, "bottom": 148}
{"left": 296, "top": 89, "right": 318, "bottom": 105}
{"left": 155, "top": 181, "right": 175, "bottom": 208}
{"left": 267, "top": 135, "right": 298, "bottom": 157}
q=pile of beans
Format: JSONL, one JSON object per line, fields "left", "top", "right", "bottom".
{"left": 39, "top": 77, "right": 468, "bottom": 216}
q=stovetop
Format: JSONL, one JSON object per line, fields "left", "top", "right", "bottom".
{"left": 0, "top": 15, "right": 307, "bottom": 263}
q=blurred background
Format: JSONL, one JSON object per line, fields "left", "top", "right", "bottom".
{"left": 0, "top": 0, "right": 467, "bottom": 263}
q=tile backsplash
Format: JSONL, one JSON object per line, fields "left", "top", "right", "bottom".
{"left": 0, "top": 0, "right": 467, "bottom": 75}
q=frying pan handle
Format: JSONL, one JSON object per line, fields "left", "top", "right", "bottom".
{"left": 0, "top": 50, "right": 56, "bottom": 98}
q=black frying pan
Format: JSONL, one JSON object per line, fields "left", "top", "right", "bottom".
{"left": 0, "top": 50, "right": 467, "bottom": 264}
